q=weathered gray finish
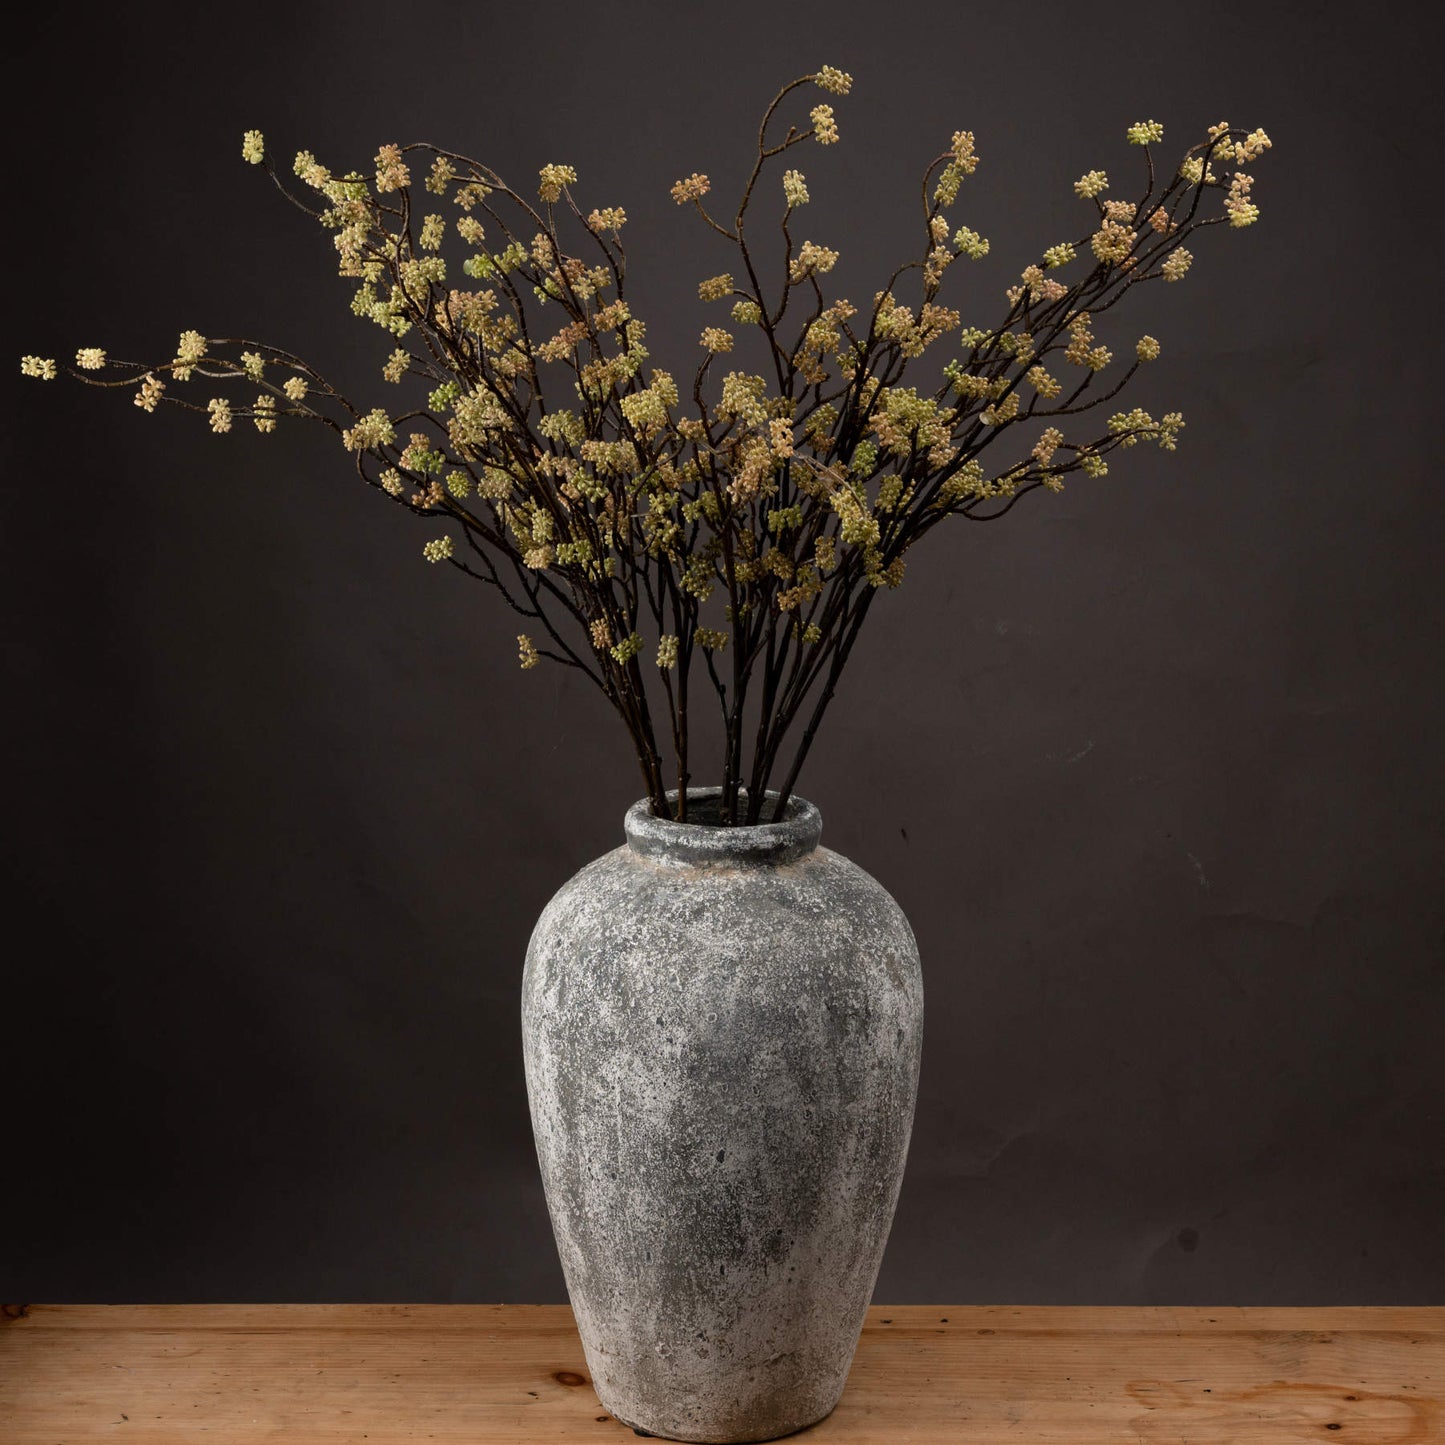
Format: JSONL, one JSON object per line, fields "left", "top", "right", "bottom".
{"left": 522, "top": 790, "right": 924, "bottom": 1443}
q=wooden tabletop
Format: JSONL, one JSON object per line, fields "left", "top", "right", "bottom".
{"left": 1, "top": 1304, "right": 1440, "bottom": 1443}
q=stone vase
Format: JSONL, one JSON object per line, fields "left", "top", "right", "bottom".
{"left": 521, "top": 787, "right": 924, "bottom": 1443}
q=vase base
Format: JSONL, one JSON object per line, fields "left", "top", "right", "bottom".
{"left": 606, "top": 1399, "right": 839, "bottom": 1445}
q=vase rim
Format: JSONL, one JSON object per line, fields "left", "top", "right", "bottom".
{"left": 624, "top": 787, "right": 822, "bottom": 866}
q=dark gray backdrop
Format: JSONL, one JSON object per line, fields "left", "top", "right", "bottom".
{"left": 6, "top": 0, "right": 1442, "bottom": 1304}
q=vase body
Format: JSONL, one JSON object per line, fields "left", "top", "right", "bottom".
{"left": 521, "top": 789, "right": 923, "bottom": 1443}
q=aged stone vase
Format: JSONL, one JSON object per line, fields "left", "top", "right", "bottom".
{"left": 521, "top": 787, "right": 924, "bottom": 1443}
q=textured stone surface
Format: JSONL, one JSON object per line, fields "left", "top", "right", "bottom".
{"left": 522, "top": 790, "right": 924, "bottom": 1443}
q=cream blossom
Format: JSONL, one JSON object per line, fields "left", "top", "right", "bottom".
{"left": 538, "top": 164, "right": 577, "bottom": 203}
{"left": 670, "top": 173, "right": 710, "bottom": 204}
{"left": 810, "top": 105, "right": 839, "bottom": 145}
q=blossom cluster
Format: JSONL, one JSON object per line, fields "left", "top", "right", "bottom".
{"left": 18, "top": 74, "right": 1275, "bottom": 824}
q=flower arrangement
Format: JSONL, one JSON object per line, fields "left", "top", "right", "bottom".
{"left": 21, "top": 68, "right": 1271, "bottom": 825}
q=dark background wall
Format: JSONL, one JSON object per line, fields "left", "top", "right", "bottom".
{"left": 5, "top": 0, "right": 1442, "bottom": 1304}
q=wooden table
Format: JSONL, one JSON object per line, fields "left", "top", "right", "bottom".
{"left": 2, "top": 1305, "right": 1440, "bottom": 1442}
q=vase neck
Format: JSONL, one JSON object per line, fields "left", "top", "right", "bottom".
{"left": 624, "top": 788, "right": 822, "bottom": 866}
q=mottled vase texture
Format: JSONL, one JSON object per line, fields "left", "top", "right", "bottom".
{"left": 522, "top": 790, "right": 924, "bottom": 1443}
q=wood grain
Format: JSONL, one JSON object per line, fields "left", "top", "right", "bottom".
{"left": 1, "top": 1304, "right": 1440, "bottom": 1443}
